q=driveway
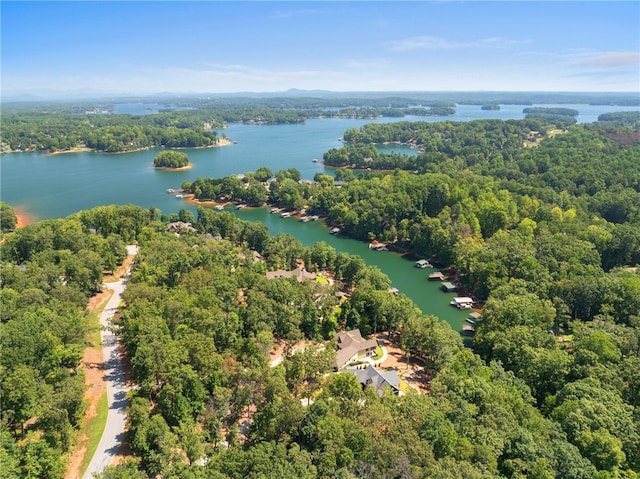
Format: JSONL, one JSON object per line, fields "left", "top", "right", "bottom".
{"left": 83, "top": 245, "right": 138, "bottom": 479}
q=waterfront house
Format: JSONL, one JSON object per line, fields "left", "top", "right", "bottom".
{"left": 165, "top": 221, "right": 196, "bottom": 234}
{"left": 266, "top": 267, "right": 317, "bottom": 283}
{"left": 348, "top": 365, "right": 400, "bottom": 397}
{"left": 415, "top": 259, "right": 432, "bottom": 268}
{"left": 335, "top": 329, "right": 378, "bottom": 370}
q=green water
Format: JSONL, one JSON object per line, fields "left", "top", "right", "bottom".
{"left": 4, "top": 104, "right": 634, "bottom": 332}
{"left": 232, "top": 205, "right": 471, "bottom": 330}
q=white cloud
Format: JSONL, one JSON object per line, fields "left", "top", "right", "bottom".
{"left": 572, "top": 52, "right": 640, "bottom": 69}
{"left": 385, "top": 35, "right": 529, "bottom": 52}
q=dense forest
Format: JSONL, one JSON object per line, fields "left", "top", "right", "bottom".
{"left": 1, "top": 100, "right": 640, "bottom": 478}
{"left": 0, "top": 205, "right": 139, "bottom": 478}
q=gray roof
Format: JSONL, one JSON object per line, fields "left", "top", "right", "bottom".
{"left": 349, "top": 365, "right": 400, "bottom": 396}
{"left": 266, "top": 267, "right": 316, "bottom": 282}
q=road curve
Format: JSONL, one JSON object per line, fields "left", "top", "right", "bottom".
{"left": 83, "top": 245, "right": 138, "bottom": 479}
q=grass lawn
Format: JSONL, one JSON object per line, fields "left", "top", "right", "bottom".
{"left": 371, "top": 345, "right": 384, "bottom": 360}
{"left": 80, "top": 392, "right": 108, "bottom": 476}
{"left": 87, "top": 310, "right": 103, "bottom": 349}
{"left": 78, "top": 293, "right": 112, "bottom": 477}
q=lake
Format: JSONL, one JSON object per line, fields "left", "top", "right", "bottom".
{"left": 2, "top": 103, "right": 637, "bottom": 332}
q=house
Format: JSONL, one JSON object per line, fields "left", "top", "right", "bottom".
{"left": 428, "top": 271, "right": 445, "bottom": 281}
{"left": 165, "top": 221, "right": 196, "bottom": 234}
{"left": 335, "top": 329, "right": 378, "bottom": 370}
{"left": 441, "top": 281, "right": 459, "bottom": 292}
{"left": 348, "top": 365, "right": 400, "bottom": 397}
{"left": 415, "top": 259, "right": 431, "bottom": 268}
{"left": 266, "top": 267, "right": 316, "bottom": 283}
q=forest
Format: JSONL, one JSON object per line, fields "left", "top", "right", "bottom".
{"left": 0, "top": 99, "right": 459, "bottom": 154}
{"left": 7, "top": 91, "right": 639, "bottom": 155}
{"left": 1, "top": 105, "right": 640, "bottom": 478}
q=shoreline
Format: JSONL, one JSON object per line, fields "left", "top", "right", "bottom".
{"left": 47, "top": 147, "right": 94, "bottom": 156}
{"left": 21, "top": 137, "right": 235, "bottom": 157}
{"left": 154, "top": 164, "right": 193, "bottom": 171}
{"left": 14, "top": 207, "right": 38, "bottom": 228}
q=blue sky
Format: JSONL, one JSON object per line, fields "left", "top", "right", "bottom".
{"left": 2, "top": 1, "right": 639, "bottom": 96}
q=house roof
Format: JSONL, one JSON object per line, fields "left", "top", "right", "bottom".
{"left": 265, "top": 267, "right": 316, "bottom": 282}
{"left": 335, "top": 329, "right": 378, "bottom": 369}
{"left": 441, "top": 281, "right": 459, "bottom": 291}
{"left": 349, "top": 365, "right": 400, "bottom": 396}
{"left": 165, "top": 221, "right": 196, "bottom": 233}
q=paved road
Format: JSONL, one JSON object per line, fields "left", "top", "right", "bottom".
{"left": 83, "top": 246, "right": 138, "bottom": 479}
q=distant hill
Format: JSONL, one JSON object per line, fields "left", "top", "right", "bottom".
{"left": 2, "top": 89, "right": 639, "bottom": 106}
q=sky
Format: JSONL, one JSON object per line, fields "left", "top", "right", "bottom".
{"left": 1, "top": 1, "right": 639, "bottom": 97}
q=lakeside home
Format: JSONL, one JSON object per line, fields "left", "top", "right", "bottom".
{"left": 335, "top": 329, "right": 378, "bottom": 370}
{"left": 266, "top": 267, "right": 317, "bottom": 283}
{"left": 347, "top": 365, "right": 401, "bottom": 397}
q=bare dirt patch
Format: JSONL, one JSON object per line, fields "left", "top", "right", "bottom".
{"left": 65, "top": 290, "right": 110, "bottom": 479}
{"left": 373, "top": 333, "right": 432, "bottom": 394}
{"left": 103, "top": 254, "right": 135, "bottom": 282}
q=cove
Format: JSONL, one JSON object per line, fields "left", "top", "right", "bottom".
{"left": 228, "top": 205, "right": 472, "bottom": 331}
{"left": 3, "top": 103, "right": 637, "bottom": 332}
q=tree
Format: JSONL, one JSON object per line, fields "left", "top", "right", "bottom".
{"left": 254, "top": 166, "right": 273, "bottom": 182}
{"left": 0, "top": 202, "right": 18, "bottom": 232}
{"left": 153, "top": 150, "right": 190, "bottom": 168}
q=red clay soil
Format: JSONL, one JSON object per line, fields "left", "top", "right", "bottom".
{"left": 65, "top": 254, "right": 137, "bottom": 478}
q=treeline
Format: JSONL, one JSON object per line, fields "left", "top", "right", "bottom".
{"left": 0, "top": 110, "right": 222, "bottom": 153}
{"left": 0, "top": 98, "right": 460, "bottom": 154}
{"left": 598, "top": 111, "right": 640, "bottom": 127}
{"left": 523, "top": 107, "right": 579, "bottom": 126}
{"left": 325, "top": 119, "right": 543, "bottom": 170}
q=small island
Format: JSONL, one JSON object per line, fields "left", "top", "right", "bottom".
{"left": 153, "top": 150, "right": 191, "bottom": 170}
{"left": 481, "top": 104, "right": 500, "bottom": 110}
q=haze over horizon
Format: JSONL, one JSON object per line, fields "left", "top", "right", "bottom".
{"left": 2, "top": 1, "right": 639, "bottom": 100}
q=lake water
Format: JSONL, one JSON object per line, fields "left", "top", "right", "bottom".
{"left": 2, "top": 103, "right": 637, "bottom": 331}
